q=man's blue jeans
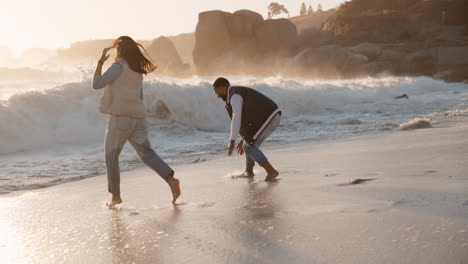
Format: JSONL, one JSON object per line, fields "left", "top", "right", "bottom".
{"left": 243, "top": 114, "right": 281, "bottom": 167}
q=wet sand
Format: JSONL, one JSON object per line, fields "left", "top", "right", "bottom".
{"left": 1, "top": 123, "right": 467, "bottom": 264}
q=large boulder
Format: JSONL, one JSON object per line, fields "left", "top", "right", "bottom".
{"left": 361, "top": 61, "right": 396, "bottom": 75}
{"left": 193, "top": 11, "right": 232, "bottom": 75}
{"left": 298, "top": 28, "right": 335, "bottom": 48}
{"left": 228, "top": 10, "right": 264, "bottom": 60}
{"left": 146, "top": 36, "right": 186, "bottom": 75}
{"left": 400, "top": 49, "right": 437, "bottom": 75}
{"left": 347, "top": 43, "right": 384, "bottom": 61}
{"left": 168, "top": 33, "right": 196, "bottom": 69}
{"left": 379, "top": 49, "right": 403, "bottom": 63}
{"left": 289, "top": 45, "right": 368, "bottom": 78}
{"left": 435, "top": 46, "right": 468, "bottom": 82}
{"left": 255, "top": 19, "right": 298, "bottom": 56}
{"left": 192, "top": 10, "right": 299, "bottom": 75}
{"left": 228, "top": 10, "right": 264, "bottom": 42}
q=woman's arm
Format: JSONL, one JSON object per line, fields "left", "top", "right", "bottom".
{"left": 92, "top": 63, "right": 123, "bottom": 89}
{"left": 92, "top": 47, "right": 122, "bottom": 89}
{"left": 94, "top": 47, "right": 110, "bottom": 75}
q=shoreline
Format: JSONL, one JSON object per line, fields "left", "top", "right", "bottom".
{"left": 1, "top": 116, "right": 467, "bottom": 197}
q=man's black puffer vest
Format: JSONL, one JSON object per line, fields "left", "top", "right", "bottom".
{"left": 225, "top": 86, "right": 279, "bottom": 145}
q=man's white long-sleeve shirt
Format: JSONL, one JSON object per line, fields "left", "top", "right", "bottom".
{"left": 228, "top": 86, "right": 243, "bottom": 141}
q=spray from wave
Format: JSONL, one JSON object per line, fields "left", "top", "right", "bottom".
{"left": 0, "top": 76, "right": 467, "bottom": 156}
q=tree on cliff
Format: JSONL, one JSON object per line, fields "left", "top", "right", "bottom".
{"left": 317, "top": 3, "right": 323, "bottom": 12}
{"left": 308, "top": 5, "right": 314, "bottom": 14}
{"left": 300, "top": 2, "right": 307, "bottom": 16}
{"left": 267, "top": 2, "right": 290, "bottom": 19}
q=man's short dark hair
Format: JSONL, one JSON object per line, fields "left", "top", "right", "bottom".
{"left": 213, "top": 77, "right": 230, "bottom": 89}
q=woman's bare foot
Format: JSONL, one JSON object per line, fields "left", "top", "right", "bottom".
{"left": 166, "top": 175, "right": 180, "bottom": 204}
{"left": 106, "top": 194, "right": 123, "bottom": 208}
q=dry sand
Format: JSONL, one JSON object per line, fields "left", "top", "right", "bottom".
{"left": 1, "top": 123, "right": 467, "bottom": 264}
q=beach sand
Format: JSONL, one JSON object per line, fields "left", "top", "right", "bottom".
{"left": 1, "top": 123, "right": 467, "bottom": 264}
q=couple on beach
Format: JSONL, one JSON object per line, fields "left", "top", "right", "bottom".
{"left": 92, "top": 36, "right": 281, "bottom": 208}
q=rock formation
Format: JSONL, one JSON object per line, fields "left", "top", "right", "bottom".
{"left": 193, "top": 10, "right": 298, "bottom": 75}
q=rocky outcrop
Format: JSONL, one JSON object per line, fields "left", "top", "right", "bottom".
{"left": 147, "top": 36, "right": 189, "bottom": 76}
{"left": 288, "top": 45, "right": 369, "bottom": 78}
{"left": 229, "top": 10, "right": 264, "bottom": 60}
{"left": 147, "top": 37, "right": 182, "bottom": 67}
{"left": 290, "top": 0, "right": 468, "bottom": 81}
{"left": 191, "top": 1, "right": 468, "bottom": 81}
{"left": 168, "top": 33, "right": 196, "bottom": 69}
{"left": 298, "top": 28, "right": 335, "bottom": 48}
{"left": 193, "top": 10, "right": 299, "bottom": 75}
{"left": 255, "top": 19, "right": 298, "bottom": 56}
{"left": 400, "top": 49, "right": 438, "bottom": 76}
{"left": 322, "top": 0, "right": 468, "bottom": 45}
{"left": 193, "top": 11, "right": 233, "bottom": 75}
{"left": 436, "top": 46, "right": 468, "bottom": 81}
{"left": 348, "top": 43, "right": 384, "bottom": 61}
{"left": 229, "top": 10, "right": 263, "bottom": 43}
{"left": 289, "top": 9, "right": 335, "bottom": 33}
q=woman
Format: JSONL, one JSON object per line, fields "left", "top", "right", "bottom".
{"left": 92, "top": 36, "right": 180, "bottom": 208}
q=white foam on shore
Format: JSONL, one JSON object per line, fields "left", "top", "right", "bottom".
{"left": 399, "top": 118, "right": 432, "bottom": 130}
{"left": 445, "top": 108, "right": 468, "bottom": 116}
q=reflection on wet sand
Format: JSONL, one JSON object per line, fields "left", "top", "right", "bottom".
{"left": 242, "top": 179, "right": 280, "bottom": 219}
{"left": 108, "top": 206, "right": 181, "bottom": 263}
{"left": 231, "top": 179, "right": 316, "bottom": 263}
{"left": 109, "top": 211, "right": 136, "bottom": 264}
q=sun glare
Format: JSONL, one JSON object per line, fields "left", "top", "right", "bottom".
{"left": 9, "top": 46, "right": 25, "bottom": 57}
{"left": 0, "top": 38, "right": 36, "bottom": 58}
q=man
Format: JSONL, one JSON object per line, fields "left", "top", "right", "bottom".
{"left": 213, "top": 77, "right": 281, "bottom": 181}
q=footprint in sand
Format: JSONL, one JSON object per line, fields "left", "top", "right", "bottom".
{"left": 172, "top": 202, "right": 216, "bottom": 208}
{"left": 367, "top": 208, "right": 385, "bottom": 213}
{"left": 249, "top": 179, "right": 281, "bottom": 184}
{"left": 391, "top": 199, "right": 422, "bottom": 208}
{"left": 281, "top": 170, "right": 301, "bottom": 175}
{"left": 198, "top": 202, "right": 216, "bottom": 208}
{"left": 191, "top": 157, "right": 206, "bottom": 164}
{"left": 229, "top": 173, "right": 254, "bottom": 179}
{"left": 337, "top": 178, "right": 375, "bottom": 186}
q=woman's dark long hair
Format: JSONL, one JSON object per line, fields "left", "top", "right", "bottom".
{"left": 113, "top": 36, "right": 157, "bottom": 74}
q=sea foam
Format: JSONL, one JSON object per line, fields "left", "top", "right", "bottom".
{"left": 0, "top": 76, "right": 466, "bottom": 156}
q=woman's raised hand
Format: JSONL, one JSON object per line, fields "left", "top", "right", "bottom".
{"left": 99, "top": 47, "right": 112, "bottom": 63}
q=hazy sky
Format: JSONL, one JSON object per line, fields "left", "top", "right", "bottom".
{"left": 0, "top": 0, "right": 345, "bottom": 55}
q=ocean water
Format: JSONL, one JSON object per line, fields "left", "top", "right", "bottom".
{"left": 0, "top": 75, "right": 467, "bottom": 194}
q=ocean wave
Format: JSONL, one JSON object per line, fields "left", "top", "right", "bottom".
{"left": 0, "top": 76, "right": 466, "bottom": 155}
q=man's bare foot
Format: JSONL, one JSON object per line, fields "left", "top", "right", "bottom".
{"left": 244, "top": 167, "right": 255, "bottom": 177}
{"left": 106, "top": 194, "right": 122, "bottom": 208}
{"left": 167, "top": 176, "right": 180, "bottom": 204}
{"left": 242, "top": 172, "right": 255, "bottom": 177}
{"left": 265, "top": 170, "right": 279, "bottom": 182}
{"left": 262, "top": 162, "right": 279, "bottom": 182}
